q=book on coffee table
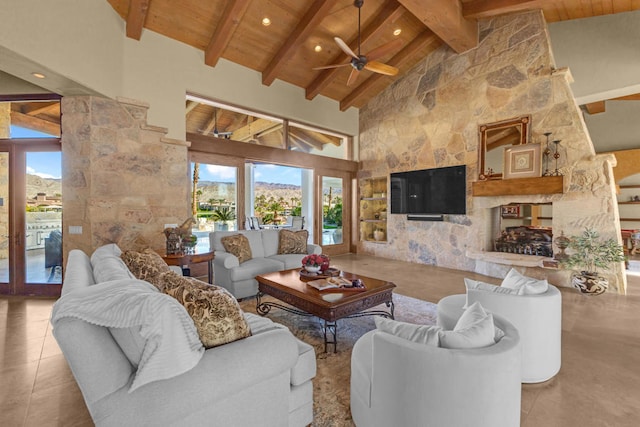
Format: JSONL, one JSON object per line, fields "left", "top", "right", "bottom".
{"left": 307, "top": 277, "right": 366, "bottom": 292}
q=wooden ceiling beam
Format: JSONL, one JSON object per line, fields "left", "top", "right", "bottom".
{"left": 295, "top": 127, "right": 341, "bottom": 146}
{"left": 305, "top": 0, "right": 406, "bottom": 100}
{"left": 584, "top": 101, "right": 606, "bottom": 115}
{"left": 204, "top": 0, "right": 252, "bottom": 67}
{"left": 289, "top": 132, "right": 322, "bottom": 151}
{"left": 201, "top": 113, "right": 217, "bottom": 135}
{"left": 10, "top": 111, "right": 60, "bottom": 136}
{"left": 290, "top": 130, "right": 324, "bottom": 150}
{"left": 340, "top": 30, "right": 439, "bottom": 111}
{"left": 185, "top": 100, "right": 198, "bottom": 115}
{"left": 126, "top": 0, "right": 151, "bottom": 40}
{"left": 232, "top": 118, "right": 281, "bottom": 141}
{"left": 462, "top": 0, "right": 543, "bottom": 19}
{"left": 262, "top": 0, "right": 339, "bottom": 86}
{"left": 398, "top": 0, "right": 477, "bottom": 53}
{"left": 20, "top": 102, "right": 59, "bottom": 116}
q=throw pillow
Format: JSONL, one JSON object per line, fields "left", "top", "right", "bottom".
{"left": 161, "top": 272, "right": 252, "bottom": 348}
{"left": 278, "top": 229, "right": 309, "bottom": 254}
{"left": 375, "top": 316, "right": 441, "bottom": 346}
{"left": 464, "top": 278, "right": 519, "bottom": 295}
{"left": 501, "top": 268, "right": 549, "bottom": 295}
{"left": 439, "top": 301, "right": 497, "bottom": 349}
{"left": 121, "top": 248, "right": 172, "bottom": 291}
{"left": 221, "top": 234, "right": 252, "bottom": 264}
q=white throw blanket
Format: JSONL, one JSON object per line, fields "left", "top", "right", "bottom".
{"left": 51, "top": 278, "right": 204, "bottom": 392}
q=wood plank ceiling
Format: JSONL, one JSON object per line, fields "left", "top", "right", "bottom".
{"left": 107, "top": 0, "right": 640, "bottom": 112}
{"left": 10, "top": 1, "right": 640, "bottom": 143}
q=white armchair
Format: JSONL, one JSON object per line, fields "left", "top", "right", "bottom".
{"left": 437, "top": 282, "right": 562, "bottom": 383}
{"left": 350, "top": 313, "right": 522, "bottom": 427}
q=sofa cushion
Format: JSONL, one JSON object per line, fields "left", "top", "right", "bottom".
{"left": 261, "top": 229, "right": 281, "bottom": 257}
{"left": 501, "top": 268, "right": 549, "bottom": 295}
{"left": 278, "top": 229, "right": 309, "bottom": 255}
{"left": 90, "top": 243, "right": 136, "bottom": 283}
{"left": 221, "top": 234, "right": 252, "bottom": 264}
{"left": 161, "top": 272, "right": 252, "bottom": 348}
{"left": 375, "top": 316, "right": 441, "bottom": 346}
{"left": 229, "top": 257, "right": 285, "bottom": 282}
{"left": 121, "top": 248, "right": 172, "bottom": 290}
{"left": 439, "top": 302, "right": 497, "bottom": 349}
{"left": 268, "top": 254, "right": 310, "bottom": 270}
{"left": 290, "top": 339, "right": 317, "bottom": 386}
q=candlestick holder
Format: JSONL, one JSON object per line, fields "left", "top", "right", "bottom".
{"left": 542, "top": 132, "right": 552, "bottom": 176}
{"left": 551, "top": 139, "right": 563, "bottom": 176}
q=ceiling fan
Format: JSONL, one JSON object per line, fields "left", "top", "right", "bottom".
{"left": 313, "top": 0, "right": 402, "bottom": 86}
{"left": 212, "top": 109, "right": 233, "bottom": 139}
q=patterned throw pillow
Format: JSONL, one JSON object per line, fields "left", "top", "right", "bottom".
{"left": 278, "top": 229, "right": 309, "bottom": 254}
{"left": 221, "top": 234, "right": 252, "bottom": 264}
{"left": 161, "top": 272, "right": 252, "bottom": 348}
{"left": 121, "top": 248, "right": 171, "bottom": 290}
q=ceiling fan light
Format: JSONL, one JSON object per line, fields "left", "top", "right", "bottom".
{"left": 393, "top": 28, "right": 402, "bottom": 36}
{"left": 314, "top": 45, "right": 322, "bottom": 52}
{"left": 262, "top": 17, "right": 271, "bottom": 26}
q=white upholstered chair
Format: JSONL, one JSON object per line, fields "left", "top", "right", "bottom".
{"left": 437, "top": 283, "right": 562, "bottom": 383}
{"left": 350, "top": 313, "right": 522, "bottom": 427}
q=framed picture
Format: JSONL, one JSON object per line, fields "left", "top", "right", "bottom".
{"left": 501, "top": 205, "right": 520, "bottom": 218}
{"left": 503, "top": 143, "right": 541, "bottom": 179}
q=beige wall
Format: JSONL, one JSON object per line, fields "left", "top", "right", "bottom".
{"left": 0, "top": 0, "right": 358, "bottom": 140}
{"left": 358, "top": 11, "right": 626, "bottom": 293}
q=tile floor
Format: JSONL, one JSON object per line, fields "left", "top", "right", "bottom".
{"left": 1, "top": 254, "right": 640, "bottom": 426}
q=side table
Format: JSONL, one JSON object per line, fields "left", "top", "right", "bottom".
{"left": 159, "top": 249, "right": 215, "bottom": 284}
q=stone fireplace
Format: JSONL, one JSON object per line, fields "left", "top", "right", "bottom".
{"left": 358, "top": 11, "right": 627, "bottom": 293}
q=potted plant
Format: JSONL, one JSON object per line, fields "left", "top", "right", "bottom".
{"left": 211, "top": 207, "right": 236, "bottom": 231}
{"left": 560, "top": 228, "right": 625, "bottom": 295}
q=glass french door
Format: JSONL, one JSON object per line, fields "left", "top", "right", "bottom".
{"left": 0, "top": 143, "right": 62, "bottom": 296}
{"left": 189, "top": 159, "right": 239, "bottom": 251}
{"left": 316, "top": 171, "right": 351, "bottom": 256}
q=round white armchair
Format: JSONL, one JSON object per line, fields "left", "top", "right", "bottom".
{"left": 350, "top": 313, "right": 522, "bottom": 427}
{"left": 438, "top": 283, "right": 562, "bottom": 383}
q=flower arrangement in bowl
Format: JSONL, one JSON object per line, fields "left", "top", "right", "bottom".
{"left": 302, "top": 254, "right": 330, "bottom": 274}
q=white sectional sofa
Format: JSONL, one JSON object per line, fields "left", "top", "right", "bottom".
{"left": 52, "top": 244, "right": 316, "bottom": 427}
{"left": 210, "top": 229, "right": 322, "bottom": 299}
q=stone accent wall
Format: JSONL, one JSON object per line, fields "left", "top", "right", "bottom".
{"left": 358, "top": 11, "right": 626, "bottom": 293}
{"left": 61, "top": 96, "right": 191, "bottom": 258}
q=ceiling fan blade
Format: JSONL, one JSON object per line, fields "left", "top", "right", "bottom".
{"left": 366, "top": 38, "right": 403, "bottom": 62}
{"left": 312, "top": 62, "right": 352, "bottom": 71}
{"left": 334, "top": 37, "right": 358, "bottom": 59}
{"left": 365, "top": 61, "right": 399, "bottom": 76}
{"left": 347, "top": 68, "right": 360, "bottom": 86}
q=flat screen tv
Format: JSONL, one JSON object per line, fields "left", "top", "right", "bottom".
{"left": 390, "top": 165, "right": 466, "bottom": 215}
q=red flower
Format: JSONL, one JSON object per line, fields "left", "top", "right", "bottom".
{"left": 302, "top": 254, "right": 330, "bottom": 271}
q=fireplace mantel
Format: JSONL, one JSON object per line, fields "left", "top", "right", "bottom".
{"left": 472, "top": 176, "right": 564, "bottom": 197}
{"left": 466, "top": 249, "right": 558, "bottom": 269}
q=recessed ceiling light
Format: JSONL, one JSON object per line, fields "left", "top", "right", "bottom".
{"left": 314, "top": 45, "right": 322, "bottom": 52}
{"left": 393, "top": 28, "right": 402, "bottom": 36}
{"left": 31, "top": 72, "right": 46, "bottom": 79}
{"left": 262, "top": 17, "right": 271, "bottom": 26}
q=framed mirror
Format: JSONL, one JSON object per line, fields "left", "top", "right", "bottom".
{"left": 478, "top": 115, "right": 530, "bottom": 180}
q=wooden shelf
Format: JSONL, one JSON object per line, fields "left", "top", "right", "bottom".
{"left": 619, "top": 201, "right": 640, "bottom": 205}
{"left": 360, "top": 219, "right": 386, "bottom": 223}
{"left": 361, "top": 197, "right": 387, "bottom": 201}
{"left": 472, "top": 176, "right": 564, "bottom": 197}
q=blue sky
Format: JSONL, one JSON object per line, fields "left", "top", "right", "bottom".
{"left": 11, "top": 126, "right": 62, "bottom": 179}
{"left": 195, "top": 163, "right": 303, "bottom": 185}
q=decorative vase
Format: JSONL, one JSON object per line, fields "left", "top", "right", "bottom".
{"left": 373, "top": 229, "right": 385, "bottom": 241}
{"left": 304, "top": 265, "right": 321, "bottom": 274}
{"left": 571, "top": 271, "right": 608, "bottom": 296}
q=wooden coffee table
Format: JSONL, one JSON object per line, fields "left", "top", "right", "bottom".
{"left": 255, "top": 269, "right": 396, "bottom": 352}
